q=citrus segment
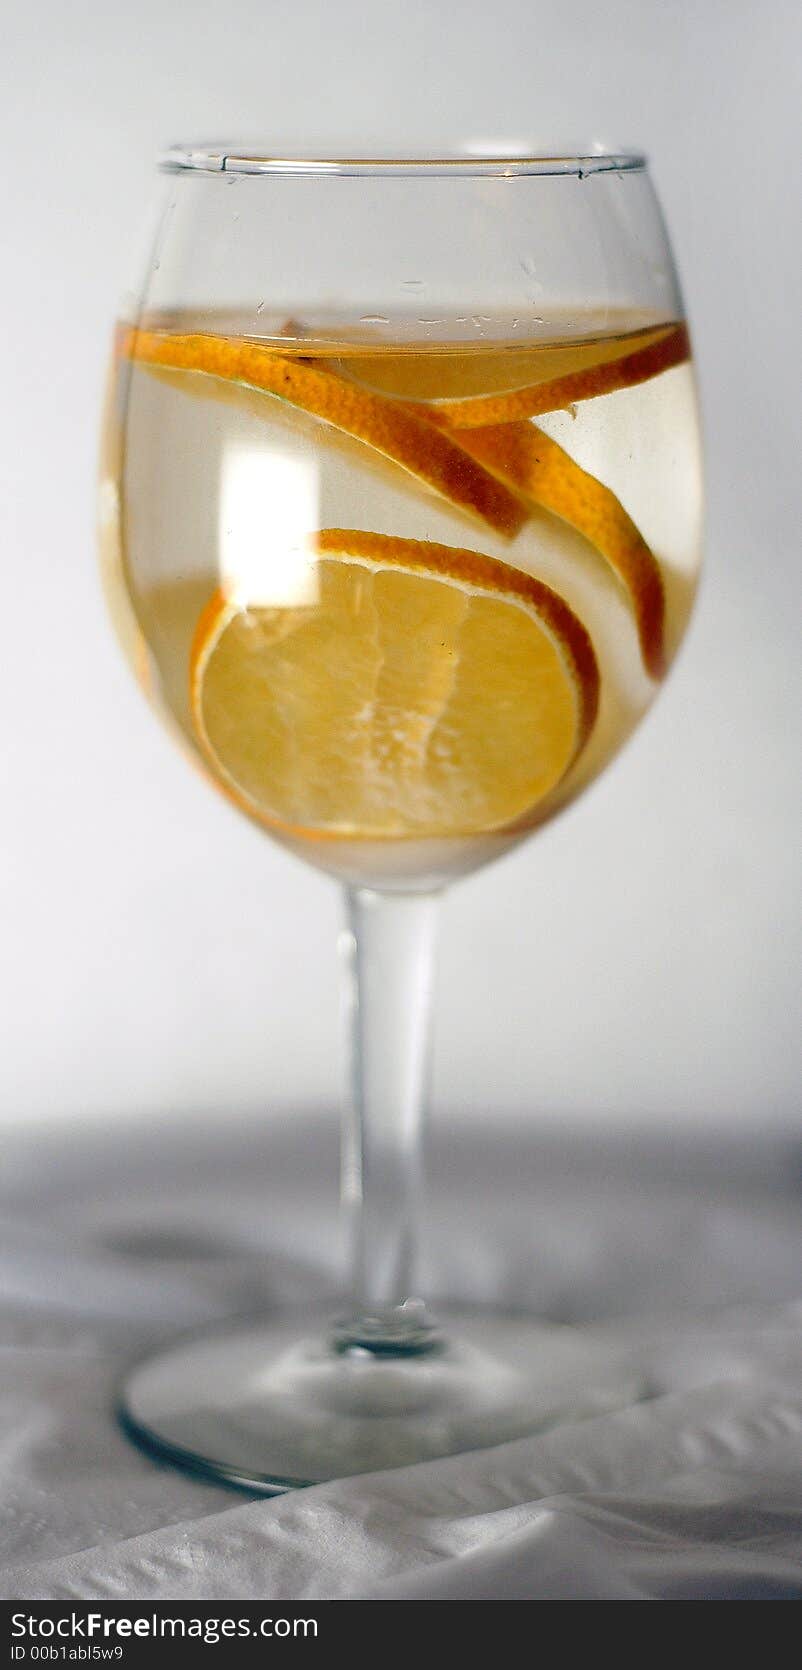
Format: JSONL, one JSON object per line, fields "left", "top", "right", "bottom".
{"left": 190, "top": 530, "right": 599, "bottom": 839}
{"left": 121, "top": 329, "right": 526, "bottom": 540}
{"left": 448, "top": 422, "right": 666, "bottom": 678}
{"left": 322, "top": 324, "right": 674, "bottom": 402}
{"left": 432, "top": 323, "right": 690, "bottom": 428}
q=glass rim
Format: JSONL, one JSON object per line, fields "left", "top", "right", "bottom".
{"left": 161, "top": 144, "right": 647, "bottom": 179}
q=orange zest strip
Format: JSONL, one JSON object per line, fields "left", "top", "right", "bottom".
{"left": 444, "top": 422, "right": 666, "bottom": 678}
{"left": 432, "top": 322, "right": 690, "bottom": 428}
{"left": 314, "top": 528, "right": 600, "bottom": 754}
{"left": 120, "top": 328, "right": 526, "bottom": 540}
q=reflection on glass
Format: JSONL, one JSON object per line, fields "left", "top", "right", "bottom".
{"left": 220, "top": 446, "right": 320, "bottom": 609}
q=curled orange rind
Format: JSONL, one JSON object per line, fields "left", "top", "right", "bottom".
{"left": 443, "top": 421, "right": 666, "bottom": 678}
{"left": 121, "top": 328, "right": 526, "bottom": 540}
{"left": 122, "top": 320, "right": 687, "bottom": 686}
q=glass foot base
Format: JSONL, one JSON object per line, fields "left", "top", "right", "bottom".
{"left": 120, "top": 1311, "right": 641, "bottom": 1493}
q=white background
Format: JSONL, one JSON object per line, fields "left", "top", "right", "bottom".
{"left": 1, "top": 0, "right": 799, "bottom": 1133}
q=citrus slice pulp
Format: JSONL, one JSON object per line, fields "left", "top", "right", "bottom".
{"left": 432, "top": 322, "right": 690, "bottom": 427}
{"left": 190, "top": 530, "right": 599, "bottom": 839}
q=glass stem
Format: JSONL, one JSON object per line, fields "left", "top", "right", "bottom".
{"left": 335, "top": 885, "right": 441, "bottom": 1355}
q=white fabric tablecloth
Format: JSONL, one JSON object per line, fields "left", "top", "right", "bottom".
{"left": 1, "top": 1116, "right": 801, "bottom": 1600}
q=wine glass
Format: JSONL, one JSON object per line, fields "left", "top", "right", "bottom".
{"left": 100, "top": 145, "right": 703, "bottom": 1490}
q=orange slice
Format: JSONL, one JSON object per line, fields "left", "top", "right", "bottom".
{"left": 190, "top": 529, "right": 599, "bottom": 839}
{"left": 121, "top": 328, "right": 526, "bottom": 540}
{"left": 123, "top": 324, "right": 670, "bottom": 679}
{"left": 321, "top": 325, "right": 675, "bottom": 402}
{"left": 432, "top": 322, "right": 690, "bottom": 428}
{"left": 446, "top": 421, "right": 666, "bottom": 678}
